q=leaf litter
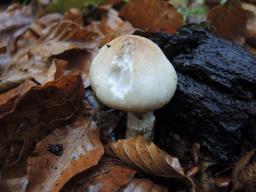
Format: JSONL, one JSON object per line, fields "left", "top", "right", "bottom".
{"left": 0, "top": 0, "right": 256, "bottom": 191}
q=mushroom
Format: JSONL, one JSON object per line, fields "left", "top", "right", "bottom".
{"left": 89, "top": 35, "right": 177, "bottom": 140}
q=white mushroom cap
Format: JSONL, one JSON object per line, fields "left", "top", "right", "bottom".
{"left": 89, "top": 35, "right": 177, "bottom": 113}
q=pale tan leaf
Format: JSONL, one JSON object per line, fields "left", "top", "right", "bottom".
{"left": 121, "top": 178, "right": 168, "bottom": 192}
{"left": 0, "top": 4, "right": 33, "bottom": 66}
{"left": 45, "top": 59, "right": 68, "bottom": 82}
{"left": 26, "top": 116, "right": 104, "bottom": 192}
{"left": 85, "top": 7, "right": 135, "bottom": 46}
{"left": 2, "top": 20, "right": 97, "bottom": 84}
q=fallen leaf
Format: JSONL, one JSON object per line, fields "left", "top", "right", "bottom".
{"left": 86, "top": 6, "right": 134, "bottom": 46}
{"left": 243, "top": 2, "right": 256, "bottom": 48}
{"left": 45, "top": 59, "right": 68, "bottom": 82}
{"left": 63, "top": 8, "right": 83, "bottom": 25}
{"left": 54, "top": 49, "right": 93, "bottom": 88}
{"left": 0, "top": 4, "right": 32, "bottom": 35}
{"left": 0, "top": 4, "right": 33, "bottom": 66}
{"left": 37, "top": 13, "right": 63, "bottom": 26}
{"left": 0, "top": 75, "right": 84, "bottom": 179}
{"left": 232, "top": 150, "right": 256, "bottom": 192}
{"left": 186, "top": 166, "right": 199, "bottom": 178}
{"left": 0, "top": 175, "right": 28, "bottom": 192}
{"left": 26, "top": 116, "right": 104, "bottom": 192}
{"left": 121, "top": 178, "right": 168, "bottom": 192}
{"left": 0, "top": 79, "right": 36, "bottom": 115}
{"left": 107, "top": 136, "right": 192, "bottom": 186}
{"left": 1, "top": 20, "right": 98, "bottom": 84}
{"left": 119, "top": 0, "right": 183, "bottom": 32}
{"left": 62, "top": 157, "right": 136, "bottom": 192}
{"left": 214, "top": 176, "right": 231, "bottom": 188}
{"left": 207, "top": 0, "right": 256, "bottom": 45}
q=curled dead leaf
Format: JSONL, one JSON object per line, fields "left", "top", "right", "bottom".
{"left": 119, "top": 0, "right": 183, "bottom": 32}
{"left": 121, "top": 178, "right": 168, "bottom": 192}
{"left": 26, "top": 116, "right": 104, "bottom": 192}
{"left": 2, "top": 20, "right": 97, "bottom": 84}
{"left": 0, "top": 79, "right": 36, "bottom": 116}
{"left": 0, "top": 75, "right": 84, "bottom": 179}
{"left": 45, "top": 59, "right": 68, "bottom": 82}
{"left": 63, "top": 8, "right": 83, "bottom": 26}
{"left": 214, "top": 176, "right": 231, "bottom": 189}
{"left": 107, "top": 136, "right": 192, "bottom": 186}
{"left": 86, "top": 7, "right": 134, "bottom": 46}
{"left": 232, "top": 150, "right": 256, "bottom": 192}
{"left": 0, "top": 4, "right": 33, "bottom": 34}
{"left": 208, "top": 0, "right": 256, "bottom": 48}
{"left": 0, "top": 4, "right": 33, "bottom": 67}
{"left": 62, "top": 157, "right": 136, "bottom": 192}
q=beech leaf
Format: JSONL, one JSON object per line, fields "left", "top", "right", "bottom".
{"left": 107, "top": 136, "right": 192, "bottom": 185}
{"left": 0, "top": 4, "right": 33, "bottom": 66}
{"left": 119, "top": 0, "right": 183, "bottom": 32}
{"left": 0, "top": 79, "right": 36, "bottom": 116}
{"left": 121, "top": 178, "right": 168, "bottom": 192}
{"left": 207, "top": 0, "right": 256, "bottom": 46}
{"left": 26, "top": 116, "right": 104, "bottom": 192}
{"left": 62, "top": 157, "right": 136, "bottom": 192}
{"left": 0, "top": 75, "right": 84, "bottom": 179}
{"left": 85, "top": 7, "right": 134, "bottom": 46}
{"left": 2, "top": 20, "right": 97, "bottom": 84}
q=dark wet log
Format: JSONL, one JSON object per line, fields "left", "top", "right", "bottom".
{"left": 135, "top": 24, "right": 256, "bottom": 162}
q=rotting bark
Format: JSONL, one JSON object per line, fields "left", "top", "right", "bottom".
{"left": 135, "top": 24, "right": 256, "bottom": 162}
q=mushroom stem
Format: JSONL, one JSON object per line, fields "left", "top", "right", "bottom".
{"left": 126, "top": 112, "right": 155, "bottom": 140}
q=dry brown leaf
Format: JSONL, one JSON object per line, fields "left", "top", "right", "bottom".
{"left": 0, "top": 4, "right": 33, "bottom": 66}
{"left": 107, "top": 136, "right": 192, "bottom": 186}
{"left": 0, "top": 75, "right": 84, "bottom": 179}
{"left": 232, "top": 150, "right": 256, "bottom": 192}
{"left": 121, "top": 178, "right": 168, "bottom": 192}
{"left": 1, "top": 20, "right": 98, "bottom": 84}
{"left": 0, "top": 79, "right": 36, "bottom": 115}
{"left": 186, "top": 166, "right": 199, "bottom": 178}
{"left": 119, "top": 0, "right": 183, "bottom": 32}
{"left": 54, "top": 49, "right": 93, "bottom": 88}
{"left": 85, "top": 7, "right": 135, "bottom": 46}
{"left": 0, "top": 175, "right": 28, "bottom": 192}
{"left": 63, "top": 8, "right": 83, "bottom": 26}
{"left": 0, "top": 4, "right": 32, "bottom": 33}
{"left": 214, "top": 176, "right": 231, "bottom": 189}
{"left": 208, "top": 0, "right": 256, "bottom": 46}
{"left": 45, "top": 59, "right": 68, "bottom": 82}
{"left": 62, "top": 157, "right": 136, "bottom": 192}
{"left": 26, "top": 116, "right": 104, "bottom": 192}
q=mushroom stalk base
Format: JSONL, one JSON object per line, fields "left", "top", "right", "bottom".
{"left": 126, "top": 112, "right": 155, "bottom": 140}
